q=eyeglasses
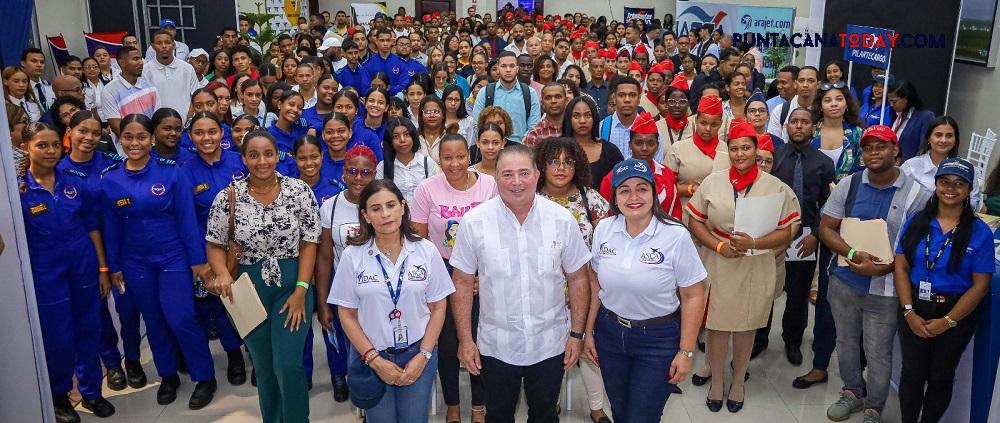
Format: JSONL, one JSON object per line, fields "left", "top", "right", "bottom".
{"left": 666, "top": 99, "right": 688, "bottom": 106}
{"left": 345, "top": 167, "right": 374, "bottom": 177}
{"left": 422, "top": 109, "right": 442, "bottom": 116}
{"left": 755, "top": 156, "right": 773, "bottom": 166}
{"left": 819, "top": 80, "right": 846, "bottom": 91}
{"left": 746, "top": 107, "right": 768, "bottom": 115}
{"left": 546, "top": 158, "right": 576, "bottom": 168}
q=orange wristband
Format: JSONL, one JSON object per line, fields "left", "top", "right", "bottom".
{"left": 687, "top": 183, "right": 695, "bottom": 195}
{"left": 715, "top": 241, "right": 725, "bottom": 254}
{"left": 99, "top": 267, "right": 109, "bottom": 273}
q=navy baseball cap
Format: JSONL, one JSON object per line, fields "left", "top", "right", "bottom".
{"left": 160, "top": 19, "right": 177, "bottom": 28}
{"left": 935, "top": 157, "right": 975, "bottom": 185}
{"left": 347, "top": 353, "right": 385, "bottom": 409}
{"left": 611, "top": 159, "right": 655, "bottom": 189}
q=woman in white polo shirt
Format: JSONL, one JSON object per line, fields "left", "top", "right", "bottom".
{"left": 589, "top": 159, "right": 707, "bottom": 422}
{"left": 329, "top": 179, "right": 454, "bottom": 422}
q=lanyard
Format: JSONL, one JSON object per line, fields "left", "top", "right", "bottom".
{"left": 666, "top": 121, "right": 687, "bottom": 145}
{"left": 924, "top": 229, "right": 955, "bottom": 272}
{"left": 375, "top": 254, "right": 406, "bottom": 309}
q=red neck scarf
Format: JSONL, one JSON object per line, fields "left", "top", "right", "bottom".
{"left": 571, "top": 50, "right": 584, "bottom": 60}
{"left": 693, "top": 131, "right": 720, "bottom": 159}
{"left": 665, "top": 114, "right": 688, "bottom": 133}
{"left": 729, "top": 165, "right": 759, "bottom": 192}
{"left": 645, "top": 91, "right": 659, "bottom": 107}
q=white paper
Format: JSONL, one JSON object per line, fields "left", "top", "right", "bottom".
{"left": 786, "top": 227, "right": 818, "bottom": 261}
{"left": 734, "top": 193, "right": 784, "bottom": 256}
{"left": 222, "top": 272, "right": 268, "bottom": 338}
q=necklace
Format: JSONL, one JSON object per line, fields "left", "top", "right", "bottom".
{"left": 248, "top": 176, "right": 279, "bottom": 194}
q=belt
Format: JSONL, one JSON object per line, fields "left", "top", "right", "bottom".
{"left": 916, "top": 292, "right": 961, "bottom": 304}
{"left": 381, "top": 338, "right": 423, "bottom": 355}
{"left": 602, "top": 306, "right": 678, "bottom": 329}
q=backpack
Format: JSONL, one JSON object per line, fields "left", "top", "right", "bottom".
{"left": 599, "top": 115, "right": 613, "bottom": 140}
{"left": 484, "top": 82, "right": 533, "bottom": 126}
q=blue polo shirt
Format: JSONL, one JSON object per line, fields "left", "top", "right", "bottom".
{"left": 364, "top": 52, "right": 407, "bottom": 95}
{"left": 302, "top": 106, "right": 332, "bottom": 133}
{"left": 896, "top": 217, "right": 996, "bottom": 294}
{"left": 336, "top": 63, "right": 372, "bottom": 95}
{"left": 829, "top": 178, "right": 897, "bottom": 292}
{"left": 267, "top": 122, "right": 310, "bottom": 154}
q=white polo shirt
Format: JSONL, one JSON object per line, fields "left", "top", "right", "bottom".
{"left": 141, "top": 57, "right": 199, "bottom": 119}
{"left": 319, "top": 192, "right": 360, "bottom": 267}
{"left": 328, "top": 237, "right": 455, "bottom": 350}
{"left": 375, "top": 152, "right": 439, "bottom": 206}
{"left": 449, "top": 195, "right": 592, "bottom": 366}
{"left": 591, "top": 215, "right": 707, "bottom": 320}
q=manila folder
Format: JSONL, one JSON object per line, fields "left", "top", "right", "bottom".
{"left": 222, "top": 272, "right": 267, "bottom": 338}
{"left": 837, "top": 218, "right": 893, "bottom": 266}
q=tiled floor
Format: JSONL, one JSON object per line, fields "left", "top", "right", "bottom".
{"left": 77, "top": 294, "right": 899, "bottom": 422}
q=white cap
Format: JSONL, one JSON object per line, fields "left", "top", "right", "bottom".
{"left": 317, "top": 37, "right": 342, "bottom": 51}
{"left": 188, "top": 48, "right": 209, "bottom": 60}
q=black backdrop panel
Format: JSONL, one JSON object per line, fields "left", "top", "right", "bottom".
{"left": 89, "top": 0, "right": 237, "bottom": 53}
{"left": 821, "top": 0, "right": 960, "bottom": 115}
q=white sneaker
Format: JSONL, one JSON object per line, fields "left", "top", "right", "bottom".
{"left": 862, "top": 409, "right": 882, "bottom": 423}
{"left": 826, "top": 390, "right": 863, "bottom": 421}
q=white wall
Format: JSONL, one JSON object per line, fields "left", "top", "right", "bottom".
{"left": 947, "top": 62, "right": 1000, "bottom": 169}
{"left": 33, "top": 0, "right": 91, "bottom": 72}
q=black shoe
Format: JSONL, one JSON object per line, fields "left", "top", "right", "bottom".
{"left": 157, "top": 375, "right": 181, "bottom": 405}
{"left": 691, "top": 372, "right": 711, "bottom": 386}
{"left": 188, "top": 378, "right": 217, "bottom": 410}
{"left": 106, "top": 366, "right": 127, "bottom": 391}
{"left": 81, "top": 396, "right": 116, "bottom": 418}
{"left": 706, "top": 398, "right": 723, "bottom": 412}
{"left": 792, "top": 370, "right": 828, "bottom": 389}
{"left": 726, "top": 398, "right": 744, "bottom": 413}
{"left": 124, "top": 360, "right": 147, "bottom": 389}
{"left": 226, "top": 349, "right": 247, "bottom": 386}
{"left": 672, "top": 385, "right": 683, "bottom": 394}
{"left": 53, "top": 394, "right": 81, "bottom": 423}
{"left": 785, "top": 344, "right": 803, "bottom": 366}
{"left": 333, "top": 374, "right": 349, "bottom": 402}
{"left": 250, "top": 367, "right": 257, "bottom": 387}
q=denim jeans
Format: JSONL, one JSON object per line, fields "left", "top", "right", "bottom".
{"left": 594, "top": 306, "right": 680, "bottom": 423}
{"left": 365, "top": 343, "right": 439, "bottom": 423}
{"left": 828, "top": 275, "right": 898, "bottom": 411}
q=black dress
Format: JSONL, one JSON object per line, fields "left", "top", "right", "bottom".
{"left": 588, "top": 140, "right": 625, "bottom": 188}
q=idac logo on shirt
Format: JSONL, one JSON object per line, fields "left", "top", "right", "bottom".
{"left": 598, "top": 242, "right": 617, "bottom": 256}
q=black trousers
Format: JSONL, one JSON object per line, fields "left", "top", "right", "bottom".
{"left": 898, "top": 296, "right": 978, "bottom": 423}
{"left": 782, "top": 260, "right": 818, "bottom": 346}
{"left": 437, "top": 296, "right": 484, "bottom": 406}
{"left": 480, "top": 354, "right": 565, "bottom": 423}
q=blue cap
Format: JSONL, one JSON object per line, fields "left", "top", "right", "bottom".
{"left": 160, "top": 19, "right": 177, "bottom": 28}
{"left": 347, "top": 353, "right": 385, "bottom": 409}
{"left": 747, "top": 89, "right": 766, "bottom": 105}
{"left": 611, "top": 159, "right": 655, "bottom": 189}
{"left": 935, "top": 157, "right": 975, "bottom": 185}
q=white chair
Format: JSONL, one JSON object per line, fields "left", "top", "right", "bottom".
{"left": 967, "top": 128, "right": 997, "bottom": 185}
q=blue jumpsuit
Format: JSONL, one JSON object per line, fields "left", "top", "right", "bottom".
{"left": 99, "top": 157, "right": 215, "bottom": 382}
{"left": 275, "top": 150, "right": 300, "bottom": 178}
{"left": 267, "top": 121, "right": 310, "bottom": 154}
{"left": 180, "top": 123, "right": 236, "bottom": 152}
{"left": 302, "top": 177, "right": 350, "bottom": 382}
{"left": 57, "top": 152, "right": 141, "bottom": 370}
{"left": 20, "top": 168, "right": 104, "bottom": 399}
{"left": 151, "top": 146, "right": 197, "bottom": 166}
{"left": 301, "top": 106, "right": 331, "bottom": 134}
{"left": 319, "top": 152, "right": 346, "bottom": 184}
{"left": 180, "top": 150, "right": 247, "bottom": 355}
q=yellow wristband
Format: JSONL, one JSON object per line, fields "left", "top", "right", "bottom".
{"left": 688, "top": 183, "right": 695, "bottom": 195}
{"left": 715, "top": 241, "right": 725, "bottom": 254}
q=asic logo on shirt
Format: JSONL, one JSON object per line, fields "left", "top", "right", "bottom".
{"left": 639, "top": 248, "right": 665, "bottom": 265}
{"left": 598, "top": 242, "right": 617, "bottom": 256}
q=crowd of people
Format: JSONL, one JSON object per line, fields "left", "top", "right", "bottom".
{"left": 7, "top": 3, "right": 999, "bottom": 423}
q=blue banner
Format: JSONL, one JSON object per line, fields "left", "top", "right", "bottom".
{"left": 624, "top": 7, "right": 655, "bottom": 26}
{"left": 843, "top": 24, "right": 894, "bottom": 68}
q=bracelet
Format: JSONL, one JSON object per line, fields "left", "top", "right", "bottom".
{"left": 364, "top": 350, "right": 380, "bottom": 365}
{"left": 903, "top": 309, "right": 914, "bottom": 318}
{"left": 99, "top": 266, "right": 109, "bottom": 273}
{"left": 296, "top": 281, "right": 311, "bottom": 289}
{"left": 715, "top": 241, "right": 725, "bottom": 254}
{"left": 751, "top": 237, "right": 757, "bottom": 250}
{"left": 847, "top": 248, "right": 857, "bottom": 261}
{"left": 361, "top": 348, "right": 376, "bottom": 363}
{"left": 688, "top": 183, "right": 695, "bottom": 195}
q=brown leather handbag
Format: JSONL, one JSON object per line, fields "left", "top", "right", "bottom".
{"left": 225, "top": 186, "right": 242, "bottom": 277}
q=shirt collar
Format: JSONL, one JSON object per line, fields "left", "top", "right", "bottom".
{"left": 498, "top": 195, "right": 539, "bottom": 226}
{"left": 496, "top": 80, "right": 523, "bottom": 93}
{"left": 151, "top": 57, "right": 179, "bottom": 70}
{"left": 366, "top": 236, "right": 419, "bottom": 263}
{"left": 610, "top": 214, "right": 658, "bottom": 240}
{"left": 861, "top": 167, "right": 906, "bottom": 189}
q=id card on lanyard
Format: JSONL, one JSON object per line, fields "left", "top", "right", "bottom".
{"left": 919, "top": 230, "right": 954, "bottom": 301}
{"left": 376, "top": 254, "right": 409, "bottom": 349}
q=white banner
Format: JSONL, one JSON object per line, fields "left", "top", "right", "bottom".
{"left": 351, "top": 2, "right": 388, "bottom": 31}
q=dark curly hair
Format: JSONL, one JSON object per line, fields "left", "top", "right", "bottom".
{"left": 534, "top": 137, "right": 593, "bottom": 192}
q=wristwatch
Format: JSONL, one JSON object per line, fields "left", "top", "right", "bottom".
{"left": 677, "top": 349, "right": 694, "bottom": 358}
{"left": 902, "top": 304, "right": 913, "bottom": 311}
{"left": 419, "top": 349, "right": 433, "bottom": 360}
{"left": 569, "top": 330, "right": 585, "bottom": 341}
{"left": 944, "top": 315, "right": 958, "bottom": 328}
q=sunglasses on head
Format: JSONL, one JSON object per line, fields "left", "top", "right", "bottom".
{"left": 819, "top": 80, "right": 847, "bottom": 91}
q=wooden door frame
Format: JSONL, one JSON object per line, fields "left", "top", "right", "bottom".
{"left": 416, "top": 0, "right": 456, "bottom": 19}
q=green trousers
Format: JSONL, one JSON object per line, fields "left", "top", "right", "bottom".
{"left": 242, "top": 258, "right": 313, "bottom": 423}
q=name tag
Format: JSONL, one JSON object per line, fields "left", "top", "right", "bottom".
{"left": 115, "top": 197, "right": 132, "bottom": 208}
{"left": 918, "top": 280, "right": 932, "bottom": 301}
{"left": 392, "top": 318, "right": 408, "bottom": 349}
{"left": 29, "top": 203, "right": 48, "bottom": 216}
{"left": 193, "top": 183, "right": 210, "bottom": 195}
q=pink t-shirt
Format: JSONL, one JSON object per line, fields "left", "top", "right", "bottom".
{"left": 411, "top": 172, "right": 498, "bottom": 259}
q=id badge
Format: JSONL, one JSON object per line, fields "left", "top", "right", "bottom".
{"left": 391, "top": 317, "right": 408, "bottom": 349}
{"left": 918, "top": 280, "right": 932, "bottom": 301}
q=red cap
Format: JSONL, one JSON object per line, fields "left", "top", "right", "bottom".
{"left": 404, "top": 16, "right": 413, "bottom": 22}
{"left": 658, "top": 59, "right": 674, "bottom": 72}
{"left": 861, "top": 124, "right": 898, "bottom": 145}
{"left": 633, "top": 43, "right": 648, "bottom": 55}
{"left": 570, "top": 31, "right": 582, "bottom": 40}
{"left": 347, "top": 27, "right": 355, "bottom": 36}
{"left": 698, "top": 95, "right": 723, "bottom": 116}
{"left": 536, "top": 15, "right": 544, "bottom": 21}
{"left": 600, "top": 49, "right": 617, "bottom": 60}
{"left": 422, "top": 15, "right": 431, "bottom": 22}
{"left": 543, "top": 22, "right": 553, "bottom": 31}
{"left": 627, "top": 61, "right": 644, "bottom": 75}
{"left": 757, "top": 133, "right": 775, "bottom": 153}
{"left": 584, "top": 40, "right": 600, "bottom": 50}
{"left": 727, "top": 118, "right": 757, "bottom": 141}
{"left": 505, "top": 12, "right": 514, "bottom": 19}
{"left": 616, "top": 48, "right": 632, "bottom": 59}
{"left": 648, "top": 63, "right": 668, "bottom": 77}
{"left": 630, "top": 111, "right": 658, "bottom": 135}
{"left": 669, "top": 74, "right": 689, "bottom": 90}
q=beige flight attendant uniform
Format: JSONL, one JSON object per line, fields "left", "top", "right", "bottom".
{"left": 655, "top": 117, "right": 695, "bottom": 148}
{"left": 639, "top": 93, "right": 659, "bottom": 119}
{"left": 684, "top": 170, "right": 800, "bottom": 332}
